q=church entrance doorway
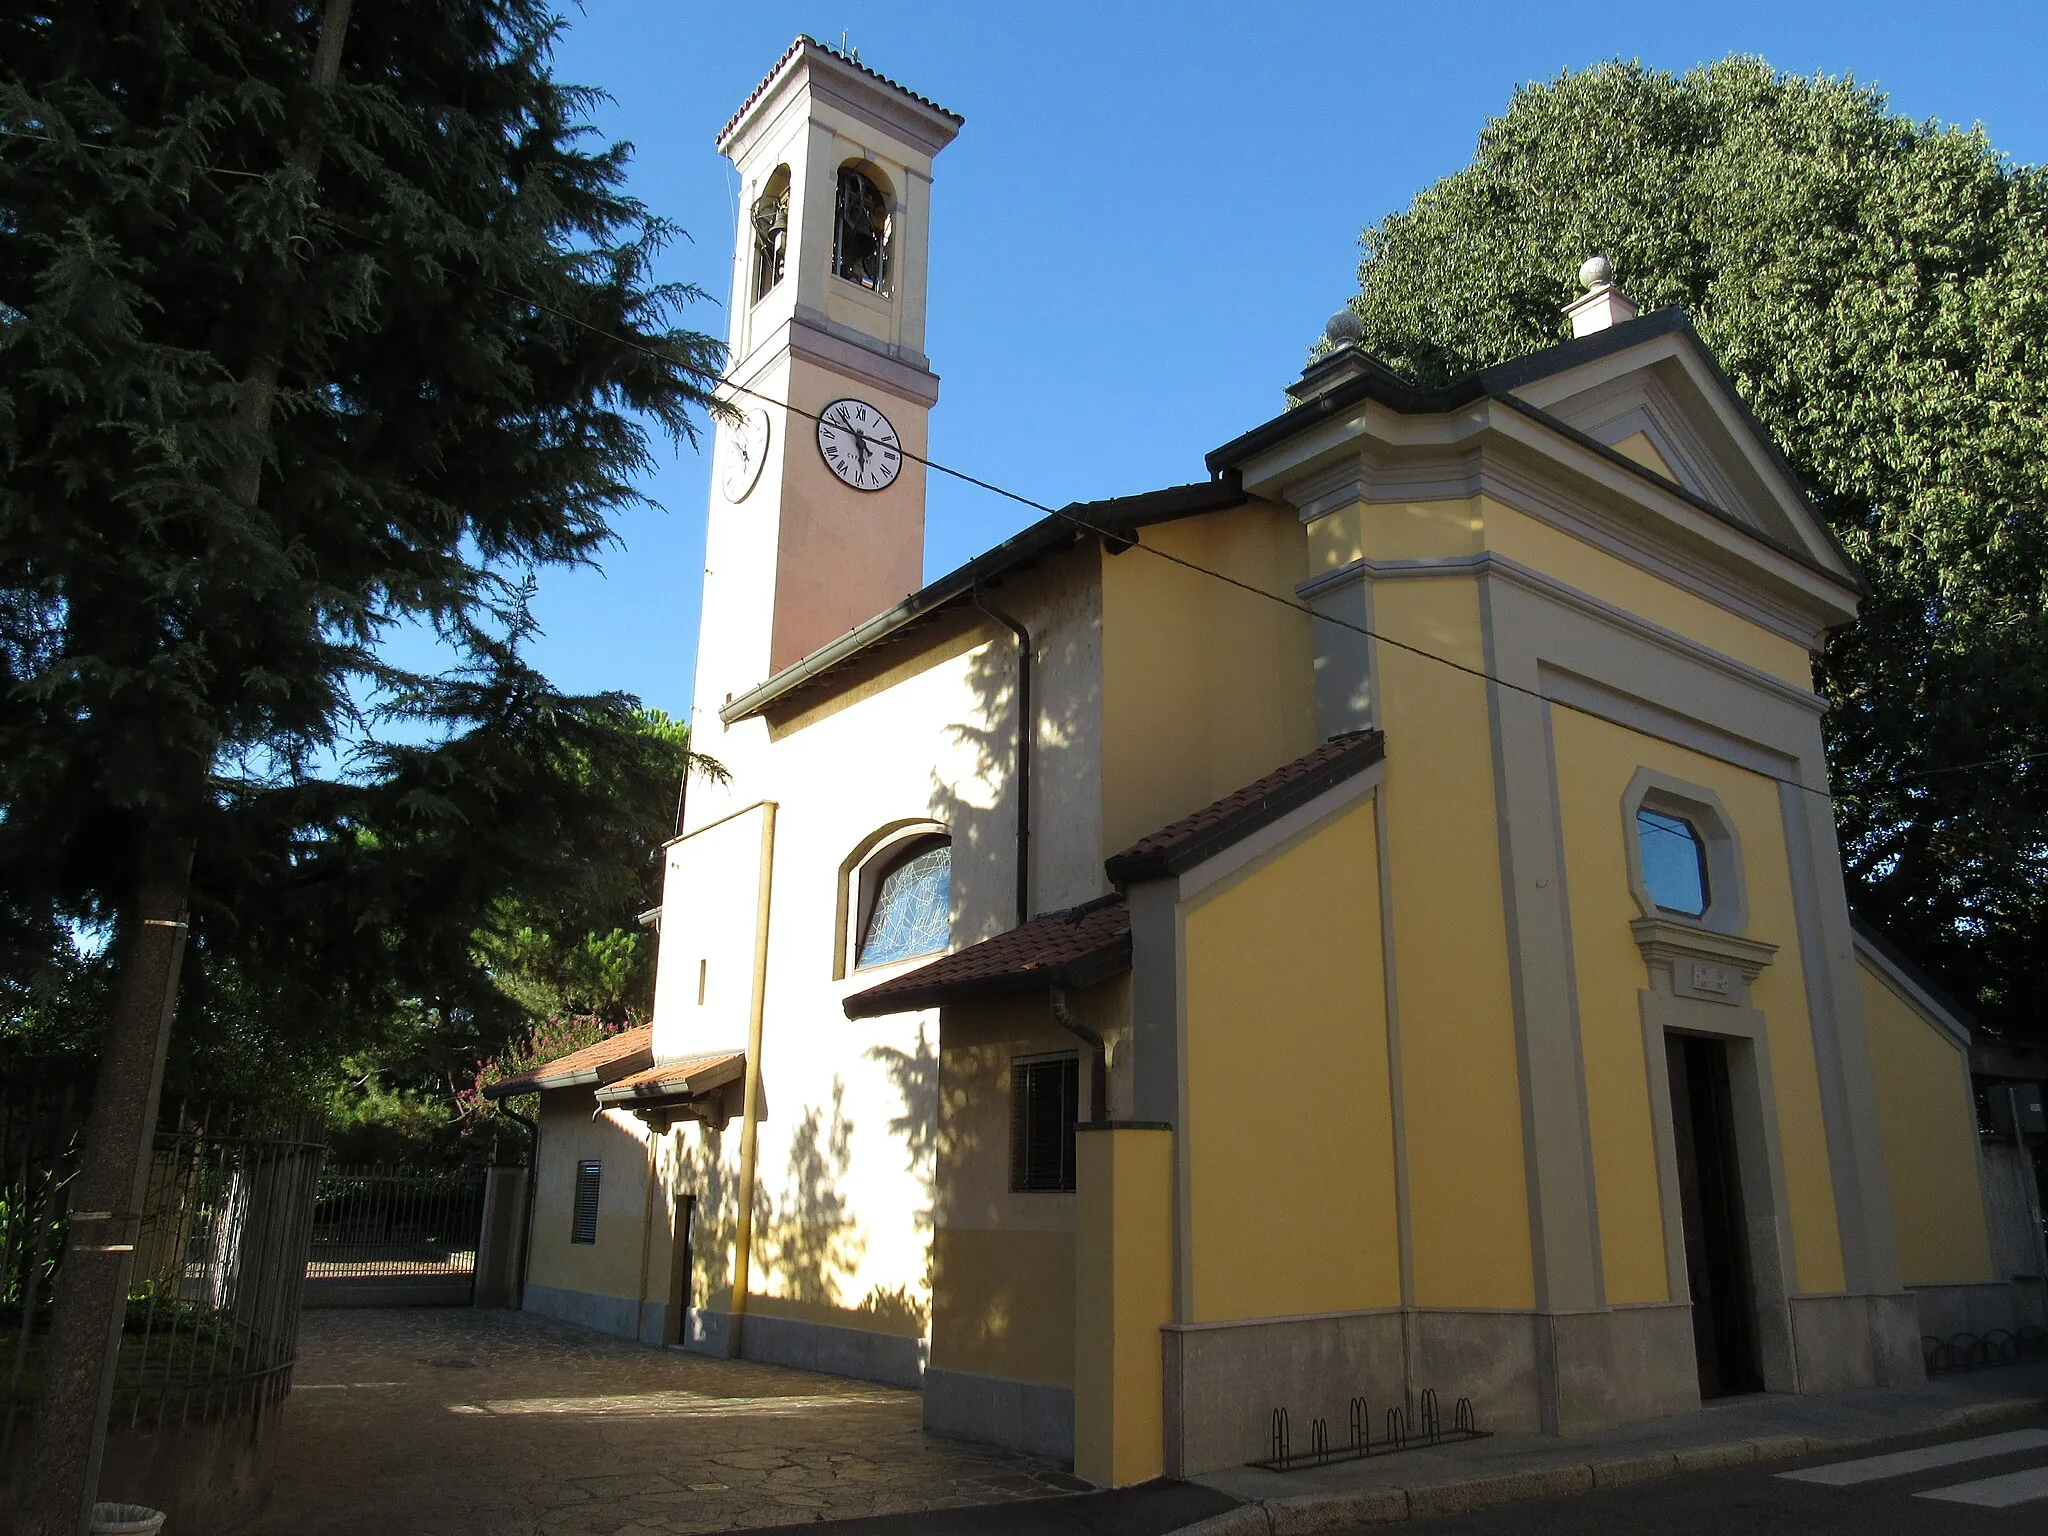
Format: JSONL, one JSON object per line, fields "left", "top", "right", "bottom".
{"left": 1666, "top": 1032, "right": 1763, "bottom": 1398}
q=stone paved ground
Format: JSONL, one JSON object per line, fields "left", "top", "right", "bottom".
{"left": 242, "top": 1309, "right": 1085, "bottom": 1536}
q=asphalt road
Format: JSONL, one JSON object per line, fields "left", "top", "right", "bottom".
{"left": 1379, "top": 1412, "right": 2048, "bottom": 1535}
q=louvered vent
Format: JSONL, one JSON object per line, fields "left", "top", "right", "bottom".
{"left": 571, "top": 1160, "right": 602, "bottom": 1244}
{"left": 1010, "top": 1055, "right": 1078, "bottom": 1193}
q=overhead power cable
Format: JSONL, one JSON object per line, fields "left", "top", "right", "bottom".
{"left": 482, "top": 283, "right": 2048, "bottom": 807}
{"left": 12, "top": 138, "right": 2032, "bottom": 803}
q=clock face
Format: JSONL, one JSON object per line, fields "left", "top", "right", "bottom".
{"left": 721, "top": 407, "right": 771, "bottom": 502}
{"left": 815, "top": 398, "right": 902, "bottom": 492}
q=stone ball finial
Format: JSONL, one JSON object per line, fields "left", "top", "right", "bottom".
{"left": 1579, "top": 253, "right": 1614, "bottom": 291}
{"left": 1324, "top": 308, "right": 1363, "bottom": 348}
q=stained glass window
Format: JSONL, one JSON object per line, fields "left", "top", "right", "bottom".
{"left": 1637, "top": 808, "right": 1709, "bottom": 917}
{"left": 857, "top": 841, "right": 950, "bottom": 967}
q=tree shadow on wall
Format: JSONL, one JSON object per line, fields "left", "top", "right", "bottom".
{"left": 927, "top": 567, "right": 1104, "bottom": 940}
{"left": 668, "top": 1121, "right": 735, "bottom": 1302}
{"left": 752, "top": 1076, "right": 863, "bottom": 1307}
{"left": 866, "top": 1022, "right": 937, "bottom": 1231}
{"left": 865, "top": 1022, "right": 938, "bottom": 1324}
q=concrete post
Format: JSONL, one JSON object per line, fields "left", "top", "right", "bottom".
{"left": 474, "top": 1166, "right": 530, "bottom": 1309}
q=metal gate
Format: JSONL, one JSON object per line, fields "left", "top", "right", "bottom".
{"left": 303, "top": 1167, "right": 486, "bottom": 1307}
{"left": 3, "top": 1094, "right": 323, "bottom": 1507}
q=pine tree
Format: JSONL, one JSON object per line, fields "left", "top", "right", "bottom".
{"left": 0, "top": 2, "right": 721, "bottom": 1521}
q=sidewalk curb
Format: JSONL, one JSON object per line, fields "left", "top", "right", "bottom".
{"left": 1169, "top": 1395, "right": 2048, "bottom": 1535}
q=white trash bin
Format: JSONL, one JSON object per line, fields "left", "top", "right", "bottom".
{"left": 90, "top": 1504, "right": 166, "bottom": 1535}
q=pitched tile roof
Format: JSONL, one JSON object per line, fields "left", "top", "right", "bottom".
{"left": 842, "top": 896, "right": 1130, "bottom": 1019}
{"left": 1105, "top": 730, "right": 1386, "bottom": 883}
{"left": 593, "top": 1051, "right": 747, "bottom": 1107}
{"left": 718, "top": 36, "right": 961, "bottom": 150}
{"left": 482, "top": 1025, "right": 651, "bottom": 1099}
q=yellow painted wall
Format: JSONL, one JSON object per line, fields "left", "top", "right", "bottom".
{"left": 1610, "top": 430, "right": 1679, "bottom": 482}
{"left": 1482, "top": 500, "right": 1813, "bottom": 687}
{"left": 1181, "top": 796, "right": 1400, "bottom": 1319}
{"left": 528, "top": 1091, "right": 670, "bottom": 1307}
{"left": 1859, "top": 959, "right": 1997, "bottom": 1287}
{"left": 1099, "top": 502, "right": 1316, "bottom": 857}
{"left": 1549, "top": 710, "right": 1847, "bottom": 1296}
{"left": 1074, "top": 1126, "right": 1173, "bottom": 1487}
{"left": 1306, "top": 498, "right": 1482, "bottom": 568}
{"left": 1375, "top": 577, "right": 1533, "bottom": 1308}
{"left": 1546, "top": 718, "right": 1670, "bottom": 1307}
{"left": 931, "top": 1228, "right": 1076, "bottom": 1383}
{"left": 1301, "top": 495, "right": 1812, "bottom": 688}
{"left": 929, "top": 989, "right": 1122, "bottom": 1388}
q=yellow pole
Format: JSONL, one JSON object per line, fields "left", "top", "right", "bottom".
{"left": 727, "top": 801, "right": 777, "bottom": 1357}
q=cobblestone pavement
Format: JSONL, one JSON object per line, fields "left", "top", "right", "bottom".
{"left": 242, "top": 1309, "right": 1085, "bottom": 1536}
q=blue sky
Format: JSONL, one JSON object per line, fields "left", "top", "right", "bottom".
{"left": 511, "top": 0, "right": 2048, "bottom": 724}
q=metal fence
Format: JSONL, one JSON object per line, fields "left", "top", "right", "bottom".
{"left": 305, "top": 1167, "right": 485, "bottom": 1305}
{"left": 1, "top": 1093, "right": 324, "bottom": 1461}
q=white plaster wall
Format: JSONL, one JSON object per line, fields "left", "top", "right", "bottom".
{"left": 722, "top": 53, "right": 946, "bottom": 366}
{"left": 653, "top": 550, "right": 1103, "bottom": 1332}
{"left": 693, "top": 353, "right": 792, "bottom": 749}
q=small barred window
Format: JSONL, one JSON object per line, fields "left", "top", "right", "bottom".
{"left": 1010, "top": 1055, "right": 1078, "bottom": 1193}
{"left": 571, "top": 1160, "right": 601, "bottom": 1244}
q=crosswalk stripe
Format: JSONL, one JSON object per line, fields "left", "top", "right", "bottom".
{"left": 1776, "top": 1429, "right": 2048, "bottom": 1486}
{"left": 1916, "top": 1465, "right": 2048, "bottom": 1508}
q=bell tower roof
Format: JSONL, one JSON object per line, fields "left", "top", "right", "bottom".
{"left": 717, "top": 36, "right": 962, "bottom": 159}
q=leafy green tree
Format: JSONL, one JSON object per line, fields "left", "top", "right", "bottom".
{"left": 0, "top": 0, "right": 721, "bottom": 1518}
{"left": 1339, "top": 57, "right": 2048, "bottom": 1041}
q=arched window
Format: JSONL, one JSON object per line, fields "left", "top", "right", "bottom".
{"left": 856, "top": 837, "right": 950, "bottom": 967}
{"left": 750, "top": 168, "right": 790, "bottom": 301}
{"left": 832, "top": 165, "right": 890, "bottom": 291}
{"left": 1636, "top": 807, "right": 1709, "bottom": 917}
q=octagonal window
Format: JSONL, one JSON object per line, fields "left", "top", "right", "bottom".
{"left": 1636, "top": 808, "right": 1709, "bottom": 917}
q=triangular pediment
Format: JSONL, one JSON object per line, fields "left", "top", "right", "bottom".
{"left": 1493, "top": 319, "right": 1858, "bottom": 591}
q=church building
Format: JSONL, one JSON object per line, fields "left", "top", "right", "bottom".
{"left": 487, "top": 38, "right": 2027, "bottom": 1486}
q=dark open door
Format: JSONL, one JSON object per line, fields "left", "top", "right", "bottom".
{"left": 1666, "top": 1033, "right": 1763, "bottom": 1397}
{"left": 664, "top": 1193, "right": 695, "bottom": 1347}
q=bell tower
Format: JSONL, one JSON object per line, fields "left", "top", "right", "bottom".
{"left": 692, "top": 39, "right": 961, "bottom": 760}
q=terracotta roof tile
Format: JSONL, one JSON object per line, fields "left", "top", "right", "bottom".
{"left": 482, "top": 1025, "right": 651, "bottom": 1098}
{"left": 717, "top": 36, "right": 961, "bottom": 150}
{"left": 1104, "top": 731, "right": 1386, "bottom": 883}
{"left": 842, "top": 896, "right": 1130, "bottom": 1019}
{"left": 594, "top": 1051, "right": 747, "bottom": 1107}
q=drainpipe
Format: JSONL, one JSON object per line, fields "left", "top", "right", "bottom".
{"left": 973, "top": 582, "right": 1031, "bottom": 926}
{"left": 728, "top": 800, "right": 778, "bottom": 1359}
{"left": 1050, "top": 985, "right": 1109, "bottom": 1126}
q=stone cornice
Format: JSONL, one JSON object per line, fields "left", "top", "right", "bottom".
{"left": 1296, "top": 549, "right": 1828, "bottom": 719}
{"left": 1631, "top": 918, "right": 1779, "bottom": 973}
